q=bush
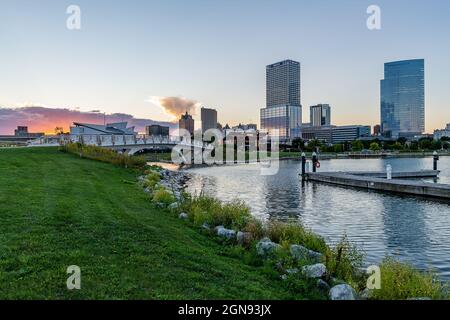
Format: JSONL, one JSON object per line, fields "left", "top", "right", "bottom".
{"left": 324, "top": 235, "right": 364, "bottom": 287}
{"left": 152, "top": 187, "right": 176, "bottom": 205}
{"left": 266, "top": 221, "right": 327, "bottom": 254}
{"left": 244, "top": 219, "right": 265, "bottom": 241}
{"left": 144, "top": 171, "right": 162, "bottom": 189}
{"left": 180, "top": 195, "right": 252, "bottom": 230}
{"left": 370, "top": 258, "right": 447, "bottom": 300}
{"left": 60, "top": 143, "right": 147, "bottom": 168}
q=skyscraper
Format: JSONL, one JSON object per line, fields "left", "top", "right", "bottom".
{"left": 261, "top": 60, "right": 302, "bottom": 142}
{"left": 266, "top": 60, "right": 301, "bottom": 107}
{"left": 310, "top": 104, "right": 331, "bottom": 127}
{"left": 381, "top": 59, "right": 425, "bottom": 138}
{"left": 179, "top": 112, "right": 195, "bottom": 136}
{"left": 201, "top": 107, "right": 218, "bottom": 134}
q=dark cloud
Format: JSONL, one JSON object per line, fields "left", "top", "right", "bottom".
{"left": 0, "top": 106, "right": 176, "bottom": 135}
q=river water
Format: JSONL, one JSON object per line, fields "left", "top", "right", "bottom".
{"left": 183, "top": 156, "right": 450, "bottom": 280}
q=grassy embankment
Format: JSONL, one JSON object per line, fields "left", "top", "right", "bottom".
{"left": 0, "top": 147, "right": 322, "bottom": 299}
{"left": 1, "top": 146, "right": 446, "bottom": 300}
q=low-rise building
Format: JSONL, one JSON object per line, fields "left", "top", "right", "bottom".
{"left": 70, "top": 122, "right": 136, "bottom": 136}
{"left": 302, "top": 124, "right": 371, "bottom": 144}
{"left": 434, "top": 124, "right": 450, "bottom": 140}
{"left": 232, "top": 123, "right": 258, "bottom": 131}
{"left": 0, "top": 126, "right": 45, "bottom": 145}
{"left": 145, "top": 125, "right": 169, "bottom": 137}
{"left": 14, "top": 126, "right": 44, "bottom": 138}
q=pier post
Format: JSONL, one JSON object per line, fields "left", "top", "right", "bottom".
{"left": 386, "top": 164, "right": 392, "bottom": 180}
{"left": 301, "top": 152, "right": 306, "bottom": 179}
{"left": 433, "top": 151, "right": 439, "bottom": 171}
{"left": 312, "top": 152, "right": 318, "bottom": 173}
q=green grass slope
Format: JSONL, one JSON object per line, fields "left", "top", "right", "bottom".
{"left": 0, "top": 147, "right": 312, "bottom": 300}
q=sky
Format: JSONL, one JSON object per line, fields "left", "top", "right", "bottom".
{"left": 1, "top": 0, "right": 450, "bottom": 134}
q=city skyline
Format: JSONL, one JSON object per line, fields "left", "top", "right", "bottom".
{"left": 1, "top": 0, "right": 450, "bottom": 133}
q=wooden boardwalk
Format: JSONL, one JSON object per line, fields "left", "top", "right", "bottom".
{"left": 305, "top": 170, "right": 450, "bottom": 200}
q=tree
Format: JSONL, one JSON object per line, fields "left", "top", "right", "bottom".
{"left": 391, "top": 142, "right": 403, "bottom": 151}
{"left": 431, "top": 140, "right": 442, "bottom": 150}
{"left": 369, "top": 142, "right": 380, "bottom": 152}
{"left": 351, "top": 140, "right": 364, "bottom": 151}
{"left": 409, "top": 141, "right": 419, "bottom": 151}
{"left": 292, "top": 138, "right": 305, "bottom": 150}
{"left": 397, "top": 137, "right": 408, "bottom": 145}
{"left": 306, "top": 139, "right": 323, "bottom": 152}
{"left": 443, "top": 142, "right": 449, "bottom": 150}
{"left": 334, "top": 144, "right": 344, "bottom": 153}
{"left": 418, "top": 138, "right": 432, "bottom": 150}
{"left": 55, "top": 127, "right": 64, "bottom": 135}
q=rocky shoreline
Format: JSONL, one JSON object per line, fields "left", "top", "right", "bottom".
{"left": 139, "top": 167, "right": 370, "bottom": 300}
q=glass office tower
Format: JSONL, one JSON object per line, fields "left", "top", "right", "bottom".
{"left": 381, "top": 59, "right": 425, "bottom": 138}
{"left": 261, "top": 105, "right": 302, "bottom": 141}
{"left": 261, "top": 60, "right": 302, "bottom": 142}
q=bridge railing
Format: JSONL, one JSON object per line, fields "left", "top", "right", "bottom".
{"left": 29, "top": 134, "right": 209, "bottom": 149}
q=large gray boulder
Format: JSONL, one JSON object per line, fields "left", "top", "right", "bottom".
{"left": 256, "top": 238, "right": 281, "bottom": 257}
{"left": 302, "top": 263, "right": 327, "bottom": 278}
{"left": 329, "top": 284, "right": 357, "bottom": 300}
{"left": 290, "top": 245, "right": 323, "bottom": 262}
{"left": 215, "top": 226, "right": 236, "bottom": 240}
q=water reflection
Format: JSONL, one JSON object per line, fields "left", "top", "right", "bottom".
{"left": 380, "top": 196, "right": 429, "bottom": 263}
{"left": 184, "top": 157, "right": 450, "bottom": 279}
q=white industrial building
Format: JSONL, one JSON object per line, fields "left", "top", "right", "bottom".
{"left": 70, "top": 122, "right": 136, "bottom": 136}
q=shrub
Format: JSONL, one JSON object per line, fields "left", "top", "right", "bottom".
{"left": 244, "top": 218, "right": 265, "bottom": 241}
{"left": 324, "top": 235, "right": 364, "bottom": 286}
{"left": 60, "top": 143, "right": 147, "bottom": 168}
{"left": 144, "top": 171, "right": 162, "bottom": 189}
{"left": 180, "top": 195, "right": 252, "bottom": 230}
{"left": 152, "top": 187, "right": 176, "bottom": 205}
{"left": 370, "top": 258, "right": 447, "bottom": 300}
{"left": 266, "top": 221, "right": 327, "bottom": 254}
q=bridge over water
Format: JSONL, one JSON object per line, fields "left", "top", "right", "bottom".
{"left": 28, "top": 134, "right": 209, "bottom": 156}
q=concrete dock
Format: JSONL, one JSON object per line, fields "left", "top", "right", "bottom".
{"left": 305, "top": 170, "right": 450, "bottom": 200}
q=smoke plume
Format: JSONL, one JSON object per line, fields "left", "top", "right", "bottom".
{"left": 152, "top": 96, "right": 199, "bottom": 119}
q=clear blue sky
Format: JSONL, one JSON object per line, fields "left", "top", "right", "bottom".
{"left": 1, "top": 0, "right": 449, "bottom": 131}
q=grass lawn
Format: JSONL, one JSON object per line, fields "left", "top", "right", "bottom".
{"left": 0, "top": 147, "right": 319, "bottom": 300}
